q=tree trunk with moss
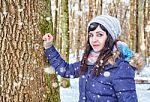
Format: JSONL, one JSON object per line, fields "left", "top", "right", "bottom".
{"left": 60, "top": 0, "right": 70, "bottom": 88}
{"left": 38, "top": 0, "right": 60, "bottom": 102}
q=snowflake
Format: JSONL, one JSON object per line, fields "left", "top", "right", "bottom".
{"left": 52, "top": 82, "right": 58, "bottom": 88}
{"left": 82, "top": 97, "right": 86, "bottom": 100}
{"left": 70, "top": 75, "right": 74, "bottom": 78}
{"left": 82, "top": 75, "right": 85, "bottom": 78}
{"left": 60, "top": 67, "right": 66, "bottom": 72}
{"left": 92, "top": 84, "right": 95, "bottom": 87}
{"left": 97, "top": 95, "right": 100, "bottom": 98}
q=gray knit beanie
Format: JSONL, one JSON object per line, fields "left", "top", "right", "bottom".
{"left": 88, "top": 15, "right": 121, "bottom": 41}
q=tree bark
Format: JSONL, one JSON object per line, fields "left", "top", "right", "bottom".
{"left": 135, "top": 0, "right": 139, "bottom": 53}
{"left": 76, "top": 0, "right": 82, "bottom": 61}
{"left": 88, "top": 0, "right": 93, "bottom": 21}
{"left": 0, "top": 0, "right": 46, "bottom": 101}
{"left": 60, "top": 0, "right": 70, "bottom": 88}
{"left": 129, "top": 0, "right": 136, "bottom": 50}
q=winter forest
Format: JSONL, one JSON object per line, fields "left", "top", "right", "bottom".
{"left": 0, "top": 0, "right": 150, "bottom": 102}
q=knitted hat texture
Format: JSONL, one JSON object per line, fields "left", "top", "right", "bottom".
{"left": 88, "top": 15, "right": 121, "bottom": 41}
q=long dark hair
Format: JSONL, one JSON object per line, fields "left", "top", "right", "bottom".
{"left": 80, "top": 22, "right": 115, "bottom": 76}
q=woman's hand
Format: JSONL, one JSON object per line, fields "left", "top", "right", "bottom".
{"left": 43, "top": 33, "right": 53, "bottom": 42}
{"left": 43, "top": 33, "right": 53, "bottom": 49}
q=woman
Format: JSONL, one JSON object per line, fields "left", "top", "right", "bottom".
{"left": 43, "top": 15, "right": 140, "bottom": 102}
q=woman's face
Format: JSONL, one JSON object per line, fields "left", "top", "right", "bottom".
{"left": 89, "top": 26, "right": 107, "bottom": 52}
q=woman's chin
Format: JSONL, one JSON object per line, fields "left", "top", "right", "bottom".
{"left": 93, "top": 49, "right": 101, "bottom": 52}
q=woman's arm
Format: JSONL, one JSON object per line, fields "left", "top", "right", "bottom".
{"left": 43, "top": 33, "right": 80, "bottom": 78}
{"left": 44, "top": 45, "right": 80, "bottom": 78}
{"left": 112, "top": 61, "right": 138, "bottom": 102}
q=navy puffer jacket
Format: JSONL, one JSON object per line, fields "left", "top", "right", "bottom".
{"left": 44, "top": 46, "right": 138, "bottom": 102}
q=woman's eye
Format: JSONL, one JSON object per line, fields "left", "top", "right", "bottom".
{"left": 97, "top": 33, "right": 103, "bottom": 37}
{"left": 88, "top": 34, "right": 93, "bottom": 37}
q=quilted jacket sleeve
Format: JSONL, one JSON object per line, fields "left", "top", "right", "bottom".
{"left": 112, "top": 61, "right": 138, "bottom": 102}
{"left": 44, "top": 46, "right": 80, "bottom": 78}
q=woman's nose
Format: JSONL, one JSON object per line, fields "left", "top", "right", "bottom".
{"left": 92, "top": 35, "right": 98, "bottom": 42}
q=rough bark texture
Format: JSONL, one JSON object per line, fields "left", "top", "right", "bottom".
{"left": 38, "top": 0, "right": 60, "bottom": 101}
{"left": 61, "top": 0, "right": 69, "bottom": 61}
{"left": 76, "top": 0, "right": 82, "bottom": 61}
{"left": 0, "top": 0, "right": 61, "bottom": 102}
{"left": 60, "top": 0, "right": 70, "bottom": 88}
{"left": 88, "top": 0, "right": 93, "bottom": 21}
{"left": 129, "top": 0, "right": 136, "bottom": 51}
{"left": 0, "top": 0, "right": 46, "bottom": 101}
{"left": 135, "top": 0, "right": 139, "bottom": 53}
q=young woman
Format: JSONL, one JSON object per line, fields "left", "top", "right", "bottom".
{"left": 43, "top": 15, "right": 141, "bottom": 102}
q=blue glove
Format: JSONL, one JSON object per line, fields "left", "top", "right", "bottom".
{"left": 116, "top": 41, "right": 134, "bottom": 61}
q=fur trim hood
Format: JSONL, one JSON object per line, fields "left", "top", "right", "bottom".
{"left": 107, "top": 50, "right": 145, "bottom": 71}
{"left": 129, "top": 53, "right": 145, "bottom": 71}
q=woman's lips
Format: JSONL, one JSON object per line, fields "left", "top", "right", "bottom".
{"left": 93, "top": 44, "right": 99, "bottom": 48}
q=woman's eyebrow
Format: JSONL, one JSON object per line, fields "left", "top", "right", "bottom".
{"left": 96, "top": 31, "right": 104, "bottom": 33}
{"left": 88, "top": 32, "right": 93, "bottom": 34}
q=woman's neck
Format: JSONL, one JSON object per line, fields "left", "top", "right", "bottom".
{"left": 87, "top": 50, "right": 100, "bottom": 65}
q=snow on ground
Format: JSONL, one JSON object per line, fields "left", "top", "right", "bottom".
{"left": 60, "top": 78, "right": 79, "bottom": 102}
{"left": 136, "top": 66, "right": 150, "bottom": 102}
{"left": 136, "top": 84, "right": 150, "bottom": 102}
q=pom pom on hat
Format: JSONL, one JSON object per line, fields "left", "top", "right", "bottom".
{"left": 88, "top": 15, "right": 121, "bottom": 41}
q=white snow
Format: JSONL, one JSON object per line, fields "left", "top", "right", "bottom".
{"left": 60, "top": 78, "right": 79, "bottom": 102}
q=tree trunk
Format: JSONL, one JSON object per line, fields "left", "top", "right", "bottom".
{"left": 147, "top": 0, "right": 150, "bottom": 57}
{"left": 61, "top": 0, "right": 69, "bottom": 61}
{"left": 135, "top": 0, "right": 139, "bottom": 53}
{"left": 89, "top": 0, "right": 93, "bottom": 21}
{"left": 0, "top": 0, "right": 46, "bottom": 101}
{"left": 76, "top": 0, "right": 82, "bottom": 61}
{"left": 143, "top": 0, "right": 150, "bottom": 57}
{"left": 55, "top": 0, "right": 62, "bottom": 51}
{"left": 53, "top": 0, "right": 58, "bottom": 44}
{"left": 0, "top": 0, "right": 61, "bottom": 102}
{"left": 38, "top": 0, "right": 60, "bottom": 101}
{"left": 140, "top": 0, "right": 146, "bottom": 57}
{"left": 129, "top": 0, "right": 136, "bottom": 51}
{"left": 94, "top": 0, "right": 102, "bottom": 16}
{"left": 60, "top": 0, "right": 70, "bottom": 88}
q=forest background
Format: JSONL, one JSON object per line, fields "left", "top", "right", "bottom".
{"left": 0, "top": 0, "right": 150, "bottom": 102}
